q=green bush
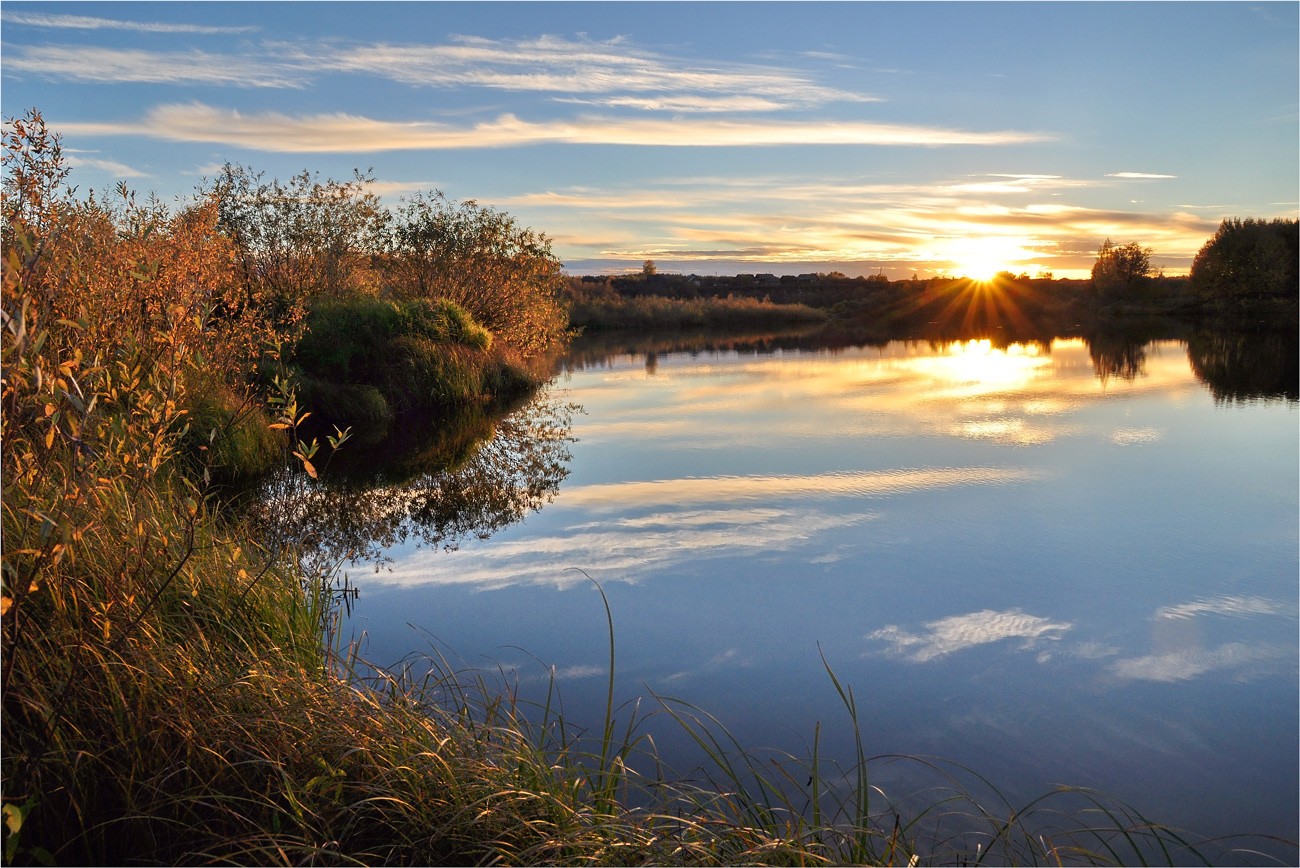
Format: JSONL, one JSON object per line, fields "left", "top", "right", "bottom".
{"left": 289, "top": 298, "right": 537, "bottom": 430}
{"left": 400, "top": 298, "right": 493, "bottom": 350}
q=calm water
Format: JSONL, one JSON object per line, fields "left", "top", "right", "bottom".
{"left": 327, "top": 329, "right": 1298, "bottom": 848}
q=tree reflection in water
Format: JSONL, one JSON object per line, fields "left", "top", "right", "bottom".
{"left": 1187, "top": 328, "right": 1299, "bottom": 405}
{"left": 250, "top": 386, "right": 577, "bottom": 576}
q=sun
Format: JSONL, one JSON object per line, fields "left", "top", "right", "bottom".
{"left": 944, "top": 236, "right": 1036, "bottom": 281}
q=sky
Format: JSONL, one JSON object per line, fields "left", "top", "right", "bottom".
{"left": 2, "top": 1, "right": 1296, "bottom": 279}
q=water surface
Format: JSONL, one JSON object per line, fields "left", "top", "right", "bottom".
{"left": 331, "top": 329, "right": 1298, "bottom": 848}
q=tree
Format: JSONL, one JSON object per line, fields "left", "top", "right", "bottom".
{"left": 1091, "top": 238, "right": 1152, "bottom": 296}
{"left": 642, "top": 259, "right": 657, "bottom": 277}
{"left": 1189, "top": 218, "right": 1298, "bottom": 308}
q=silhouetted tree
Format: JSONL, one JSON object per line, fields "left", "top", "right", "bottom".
{"left": 1091, "top": 238, "right": 1152, "bottom": 297}
{"left": 642, "top": 259, "right": 657, "bottom": 276}
{"left": 1189, "top": 218, "right": 1299, "bottom": 309}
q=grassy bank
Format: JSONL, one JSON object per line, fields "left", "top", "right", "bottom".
{"left": 566, "top": 287, "right": 827, "bottom": 331}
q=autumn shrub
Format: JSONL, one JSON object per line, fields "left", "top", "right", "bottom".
{"left": 382, "top": 191, "right": 569, "bottom": 357}
{"left": 207, "top": 163, "right": 388, "bottom": 305}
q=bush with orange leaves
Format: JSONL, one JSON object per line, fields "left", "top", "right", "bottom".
{"left": 3, "top": 110, "right": 300, "bottom": 479}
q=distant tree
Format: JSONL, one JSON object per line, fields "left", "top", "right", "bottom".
{"left": 1189, "top": 218, "right": 1298, "bottom": 308}
{"left": 1091, "top": 238, "right": 1152, "bottom": 296}
{"left": 642, "top": 259, "right": 657, "bottom": 277}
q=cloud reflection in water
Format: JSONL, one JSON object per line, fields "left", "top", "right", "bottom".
{"left": 870, "top": 608, "right": 1072, "bottom": 662}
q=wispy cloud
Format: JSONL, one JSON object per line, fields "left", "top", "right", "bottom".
{"left": 64, "top": 154, "right": 150, "bottom": 178}
{"left": 554, "top": 94, "right": 795, "bottom": 113}
{"left": 4, "top": 33, "right": 872, "bottom": 111}
{"left": 0, "top": 10, "right": 259, "bottom": 34}
{"left": 1107, "top": 172, "right": 1177, "bottom": 180}
{"left": 7, "top": 47, "right": 306, "bottom": 88}
{"left": 295, "top": 35, "right": 876, "bottom": 109}
{"left": 870, "top": 609, "right": 1071, "bottom": 663}
{"left": 375, "top": 506, "right": 878, "bottom": 589}
{"left": 56, "top": 103, "right": 1053, "bottom": 151}
{"left": 560, "top": 466, "right": 1039, "bottom": 509}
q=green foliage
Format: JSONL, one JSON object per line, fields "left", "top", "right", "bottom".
{"left": 180, "top": 380, "right": 283, "bottom": 479}
{"left": 1190, "top": 218, "right": 1299, "bottom": 308}
{"left": 290, "top": 297, "right": 530, "bottom": 429}
{"left": 400, "top": 297, "right": 492, "bottom": 350}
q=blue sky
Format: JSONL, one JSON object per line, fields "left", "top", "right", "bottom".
{"left": 3, "top": 1, "right": 1296, "bottom": 278}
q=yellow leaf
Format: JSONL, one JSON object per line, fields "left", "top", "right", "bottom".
{"left": 0, "top": 597, "right": 11, "bottom": 616}
{"left": 44, "top": 403, "right": 55, "bottom": 417}
{"left": 44, "top": 426, "right": 55, "bottom": 449}
{"left": 268, "top": 423, "right": 290, "bottom": 430}
{"left": 302, "top": 458, "right": 317, "bottom": 479}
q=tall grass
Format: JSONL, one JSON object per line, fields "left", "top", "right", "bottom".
{"left": 567, "top": 291, "right": 827, "bottom": 331}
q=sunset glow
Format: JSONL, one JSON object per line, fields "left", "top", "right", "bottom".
{"left": 941, "top": 236, "right": 1040, "bottom": 281}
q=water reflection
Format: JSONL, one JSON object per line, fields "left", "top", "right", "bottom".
{"left": 1187, "top": 328, "right": 1299, "bottom": 404}
{"left": 565, "top": 321, "right": 1299, "bottom": 405}
{"left": 250, "top": 388, "right": 576, "bottom": 571}
{"left": 870, "top": 609, "right": 1072, "bottom": 662}
{"left": 327, "top": 318, "right": 1296, "bottom": 851}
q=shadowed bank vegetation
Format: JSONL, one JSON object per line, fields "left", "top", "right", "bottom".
{"left": 565, "top": 279, "right": 826, "bottom": 331}
{"left": 3, "top": 111, "right": 1295, "bottom": 865}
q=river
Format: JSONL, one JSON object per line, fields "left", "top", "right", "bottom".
{"left": 283, "top": 324, "right": 1298, "bottom": 858}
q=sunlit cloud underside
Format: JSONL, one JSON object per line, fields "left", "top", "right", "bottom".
{"left": 57, "top": 103, "right": 1050, "bottom": 152}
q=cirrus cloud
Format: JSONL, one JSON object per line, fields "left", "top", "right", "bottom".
{"left": 0, "top": 10, "right": 259, "bottom": 34}
{"left": 56, "top": 103, "right": 1054, "bottom": 152}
